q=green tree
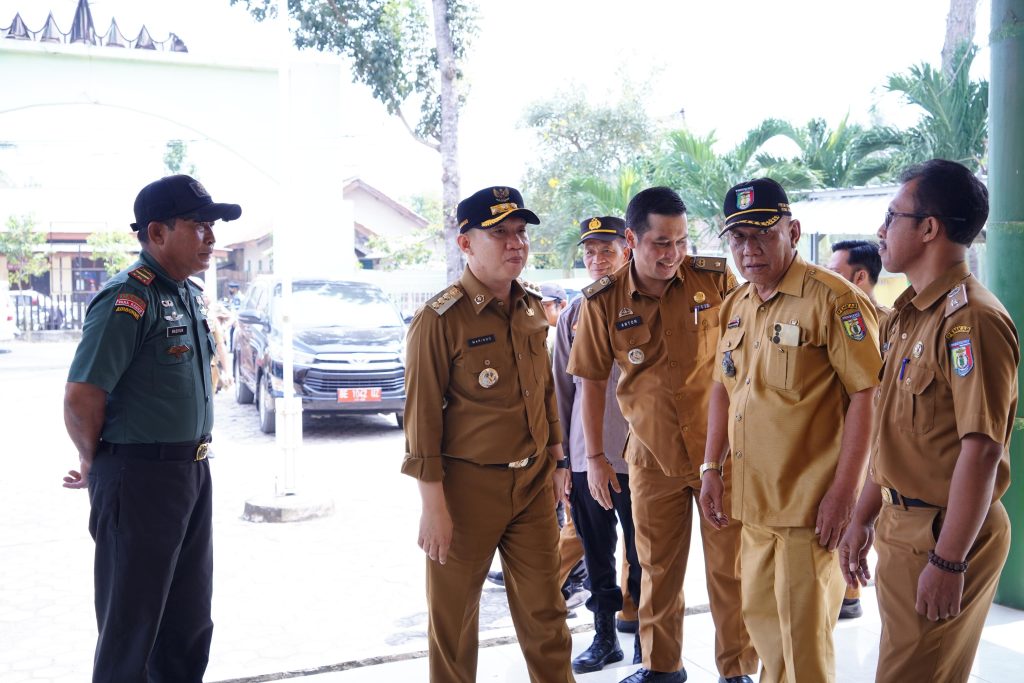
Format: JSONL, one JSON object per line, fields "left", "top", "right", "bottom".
{"left": 232, "top": 0, "right": 477, "bottom": 282}
{"left": 0, "top": 215, "right": 48, "bottom": 289}
{"left": 886, "top": 44, "right": 988, "bottom": 172}
{"left": 163, "top": 139, "right": 198, "bottom": 176}
{"left": 365, "top": 193, "right": 443, "bottom": 269}
{"left": 759, "top": 115, "right": 903, "bottom": 188}
{"left": 654, "top": 120, "right": 814, "bottom": 241}
{"left": 519, "top": 86, "right": 658, "bottom": 269}
{"left": 87, "top": 231, "right": 138, "bottom": 276}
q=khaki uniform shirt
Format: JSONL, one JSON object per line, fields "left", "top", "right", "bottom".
{"left": 871, "top": 262, "right": 1018, "bottom": 506}
{"left": 401, "top": 267, "right": 561, "bottom": 482}
{"left": 714, "top": 255, "right": 882, "bottom": 526}
{"left": 567, "top": 256, "right": 736, "bottom": 479}
{"left": 67, "top": 251, "right": 215, "bottom": 444}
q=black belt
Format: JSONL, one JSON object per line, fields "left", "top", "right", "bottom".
{"left": 98, "top": 436, "right": 212, "bottom": 462}
{"left": 881, "top": 487, "right": 939, "bottom": 509}
{"left": 481, "top": 456, "right": 536, "bottom": 470}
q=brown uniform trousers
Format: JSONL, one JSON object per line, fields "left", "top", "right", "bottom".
{"left": 428, "top": 457, "right": 574, "bottom": 683}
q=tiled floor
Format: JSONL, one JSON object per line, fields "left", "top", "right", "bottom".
{"left": 302, "top": 587, "right": 1024, "bottom": 682}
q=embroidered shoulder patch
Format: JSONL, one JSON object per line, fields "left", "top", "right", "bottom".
{"left": 840, "top": 309, "right": 866, "bottom": 341}
{"left": 128, "top": 266, "right": 155, "bottom": 285}
{"left": 949, "top": 338, "right": 974, "bottom": 377}
{"left": 114, "top": 293, "right": 147, "bottom": 320}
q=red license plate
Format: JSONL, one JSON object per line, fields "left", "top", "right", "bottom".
{"left": 337, "top": 387, "right": 382, "bottom": 403}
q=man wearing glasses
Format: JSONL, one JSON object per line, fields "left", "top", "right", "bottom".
{"left": 700, "top": 177, "right": 882, "bottom": 682}
{"left": 62, "top": 175, "right": 241, "bottom": 682}
{"left": 840, "top": 159, "right": 1018, "bottom": 682}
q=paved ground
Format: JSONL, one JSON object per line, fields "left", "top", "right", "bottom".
{"left": 1, "top": 338, "right": 1021, "bottom": 682}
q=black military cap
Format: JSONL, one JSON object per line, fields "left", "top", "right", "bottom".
{"left": 577, "top": 216, "right": 626, "bottom": 245}
{"left": 457, "top": 186, "right": 540, "bottom": 233}
{"left": 131, "top": 174, "right": 242, "bottom": 231}
{"left": 720, "top": 177, "right": 791, "bottom": 237}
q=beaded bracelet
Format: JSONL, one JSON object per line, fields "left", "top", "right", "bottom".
{"left": 927, "top": 550, "right": 968, "bottom": 574}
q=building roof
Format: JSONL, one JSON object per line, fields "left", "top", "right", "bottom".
{"left": 791, "top": 185, "right": 895, "bottom": 237}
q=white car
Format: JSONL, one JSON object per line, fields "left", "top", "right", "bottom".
{"left": 9, "top": 289, "right": 56, "bottom": 330}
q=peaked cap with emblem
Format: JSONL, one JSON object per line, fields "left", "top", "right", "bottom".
{"left": 720, "top": 177, "right": 791, "bottom": 236}
{"left": 457, "top": 186, "right": 540, "bottom": 233}
{"left": 131, "top": 174, "right": 242, "bottom": 231}
{"left": 578, "top": 216, "right": 626, "bottom": 244}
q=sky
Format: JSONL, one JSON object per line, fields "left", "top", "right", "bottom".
{"left": 0, "top": 0, "right": 993, "bottom": 207}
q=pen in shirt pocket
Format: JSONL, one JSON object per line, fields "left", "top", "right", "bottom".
{"left": 898, "top": 357, "right": 909, "bottom": 381}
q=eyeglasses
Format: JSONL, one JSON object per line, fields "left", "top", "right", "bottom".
{"left": 725, "top": 227, "right": 777, "bottom": 249}
{"left": 883, "top": 210, "right": 966, "bottom": 229}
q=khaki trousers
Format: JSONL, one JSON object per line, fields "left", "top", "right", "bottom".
{"left": 875, "top": 501, "right": 1010, "bottom": 683}
{"left": 740, "top": 523, "right": 845, "bottom": 683}
{"left": 427, "top": 457, "right": 574, "bottom": 683}
{"left": 557, "top": 504, "right": 585, "bottom": 587}
{"left": 630, "top": 462, "right": 757, "bottom": 676}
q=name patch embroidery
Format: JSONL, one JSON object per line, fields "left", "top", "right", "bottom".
{"left": 468, "top": 334, "right": 496, "bottom": 347}
{"left": 114, "top": 293, "right": 147, "bottom": 320}
{"left": 166, "top": 325, "right": 188, "bottom": 337}
{"left": 615, "top": 316, "right": 643, "bottom": 331}
{"left": 945, "top": 324, "right": 972, "bottom": 340}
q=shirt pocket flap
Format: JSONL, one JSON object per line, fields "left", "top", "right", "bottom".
{"left": 612, "top": 323, "right": 652, "bottom": 351}
{"left": 718, "top": 327, "right": 745, "bottom": 352}
{"left": 900, "top": 366, "right": 935, "bottom": 395}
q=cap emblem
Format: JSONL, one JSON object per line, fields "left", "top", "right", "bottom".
{"left": 493, "top": 187, "right": 510, "bottom": 201}
{"left": 736, "top": 188, "right": 754, "bottom": 210}
{"left": 189, "top": 180, "right": 210, "bottom": 199}
{"left": 588, "top": 217, "right": 602, "bottom": 229}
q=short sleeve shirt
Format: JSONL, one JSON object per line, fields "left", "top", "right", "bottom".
{"left": 567, "top": 256, "right": 736, "bottom": 479}
{"left": 552, "top": 294, "right": 629, "bottom": 474}
{"left": 871, "top": 262, "right": 1018, "bottom": 506}
{"left": 714, "top": 255, "right": 882, "bottom": 526}
{"left": 401, "top": 267, "right": 561, "bottom": 482}
{"left": 67, "top": 251, "right": 215, "bottom": 443}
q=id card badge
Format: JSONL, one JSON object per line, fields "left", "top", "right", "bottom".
{"left": 771, "top": 322, "right": 801, "bottom": 346}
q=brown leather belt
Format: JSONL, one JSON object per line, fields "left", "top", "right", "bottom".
{"left": 881, "top": 487, "right": 939, "bottom": 508}
{"left": 98, "top": 437, "right": 212, "bottom": 462}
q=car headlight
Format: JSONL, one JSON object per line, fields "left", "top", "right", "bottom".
{"left": 268, "top": 340, "right": 316, "bottom": 367}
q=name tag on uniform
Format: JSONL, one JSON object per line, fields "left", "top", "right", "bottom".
{"left": 615, "top": 316, "right": 643, "bottom": 330}
{"left": 468, "top": 334, "right": 496, "bottom": 347}
{"left": 166, "top": 325, "right": 188, "bottom": 337}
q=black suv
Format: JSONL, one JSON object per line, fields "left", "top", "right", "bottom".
{"left": 233, "top": 277, "right": 406, "bottom": 433}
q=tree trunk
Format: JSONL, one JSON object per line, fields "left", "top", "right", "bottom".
{"left": 432, "top": 0, "right": 463, "bottom": 284}
{"left": 942, "top": 0, "right": 979, "bottom": 78}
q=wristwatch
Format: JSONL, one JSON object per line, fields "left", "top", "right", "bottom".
{"left": 699, "top": 462, "right": 723, "bottom": 477}
{"left": 555, "top": 457, "right": 570, "bottom": 470}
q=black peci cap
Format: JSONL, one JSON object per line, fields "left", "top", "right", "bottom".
{"left": 720, "top": 178, "right": 791, "bottom": 237}
{"left": 577, "top": 216, "right": 626, "bottom": 244}
{"left": 456, "top": 186, "right": 540, "bottom": 234}
{"left": 131, "top": 175, "right": 242, "bottom": 231}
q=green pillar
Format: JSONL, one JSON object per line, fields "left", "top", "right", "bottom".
{"left": 989, "top": 0, "right": 1024, "bottom": 608}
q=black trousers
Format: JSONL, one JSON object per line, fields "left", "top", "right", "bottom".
{"left": 88, "top": 452, "right": 214, "bottom": 683}
{"left": 569, "top": 470, "right": 641, "bottom": 614}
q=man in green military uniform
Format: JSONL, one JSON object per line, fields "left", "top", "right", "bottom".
{"left": 62, "top": 174, "right": 241, "bottom": 683}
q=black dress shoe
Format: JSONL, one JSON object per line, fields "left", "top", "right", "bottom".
{"left": 839, "top": 597, "right": 863, "bottom": 619}
{"left": 719, "top": 676, "right": 754, "bottom": 683}
{"left": 618, "top": 667, "right": 687, "bottom": 682}
{"left": 485, "top": 570, "right": 504, "bottom": 587}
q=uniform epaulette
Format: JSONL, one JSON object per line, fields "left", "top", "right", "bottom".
{"left": 806, "top": 266, "right": 854, "bottom": 298}
{"left": 582, "top": 275, "right": 615, "bottom": 299}
{"left": 689, "top": 255, "right": 727, "bottom": 273}
{"left": 127, "top": 265, "right": 156, "bottom": 286}
{"left": 518, "top": 278, "right": 542, "bottom": 298}
{"left": 945, "top": 282, "right": 970, "bottom": 318}
{"left": 427, "top": 284, "right": 464, "bottom": 315}
{"left": 187, "top": 276, "right": 205, "bottom": 291}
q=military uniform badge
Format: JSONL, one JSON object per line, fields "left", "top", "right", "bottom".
{"left": 128, "top": 265, "right": 155, "bottom": 285}
{"left": 840, "top": 308, "right": 866, "bottom": 341}
{"left": 949, "top": 338, "right": 974, "bottom": 377}
{"left": 114, "top": 293, "right": 147, "bottom": 320}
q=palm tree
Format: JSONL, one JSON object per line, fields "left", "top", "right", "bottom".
{"left": 886, "top": 43, "right": 988, "bottom": 172}
{"left": 758, "top": 115, "right": 903, "bottom": 188}
{"left": 654, "top": 119, "right": 816, "bottom": 240}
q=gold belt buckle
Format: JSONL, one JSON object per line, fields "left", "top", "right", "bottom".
{"left": 880, "top": 487, "right": 893, "bottom": 505}
{"left": 195, "top": 443, "right": 209, "bottom": 461}
{"left": 507, "top": 457, "right": 530, "bottom": 469}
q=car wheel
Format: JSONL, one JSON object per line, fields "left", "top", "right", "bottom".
{"left": 234, "top": 357, "right": 254, "bottom": 404}
{"left": 395, "top": 412, "right": 404, "bottom": 430}
{"left": 258, "top": 373, "right": 277, "bottom": 434}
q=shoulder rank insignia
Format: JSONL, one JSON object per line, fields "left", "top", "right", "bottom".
{"left": 690, "top": 255, "right": 727, "bottom": 273}
{"left": 583, "top": 275, "right": 615, "bottom": 299}
{"left": 945, "top": 282, "right": 969, "bottom": 317}
{"left": 127, "top": 265, "right": 155, "bottom": 286}
{"left": 518, "top": 278, "right": 542, "bottom": 298}
{"left": 428, "top": 285, "right": 463, "bottom": 315}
